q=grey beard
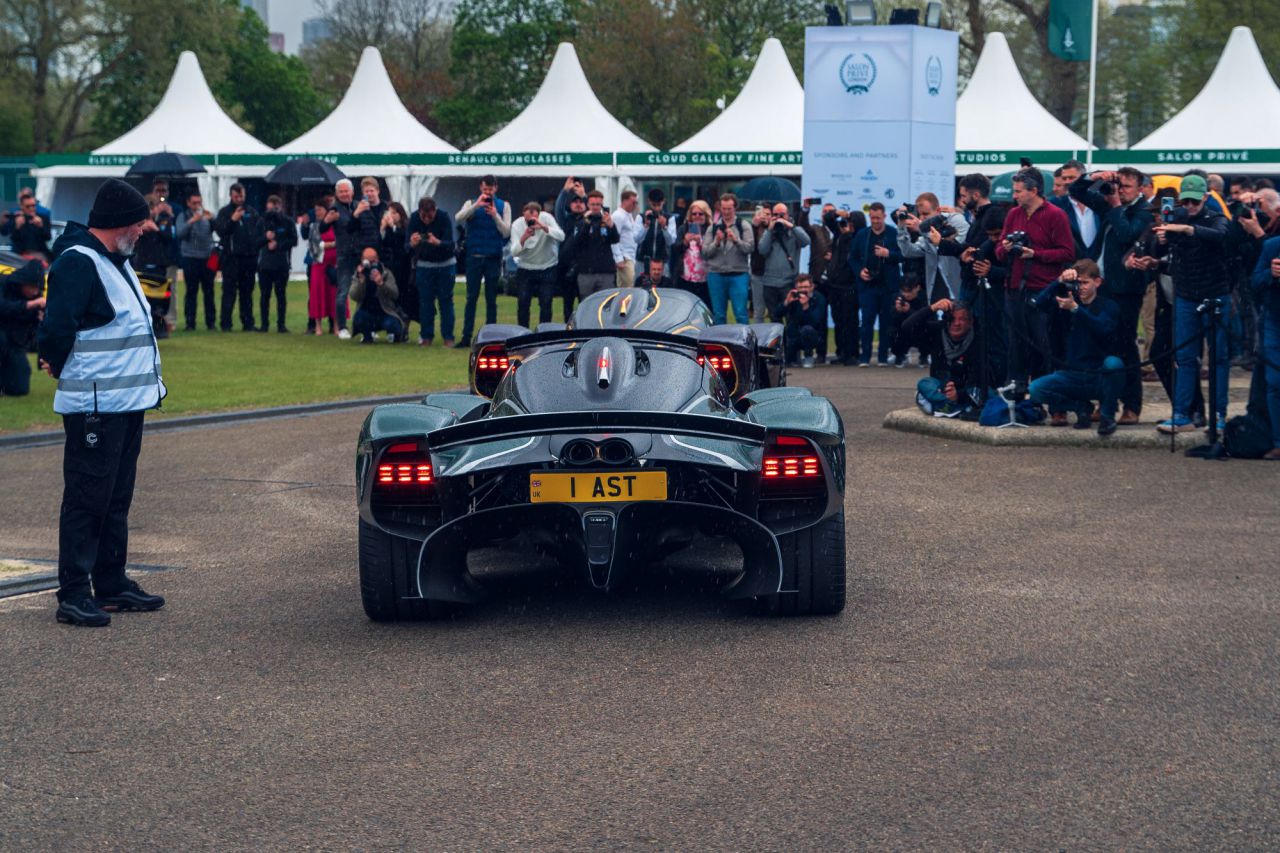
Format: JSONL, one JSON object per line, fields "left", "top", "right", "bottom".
{"left": 115, "top": 234, "right": 138, "bottom": 255}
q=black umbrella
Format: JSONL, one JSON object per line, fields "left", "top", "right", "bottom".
{"left": 265, "top": 158, "right": 347, "bottom": 187}
{"left": 735, "top": 176, "right": 802, "bottom": 204}
{"left": 125, "top": 152, "right": 206, "bottom": 177}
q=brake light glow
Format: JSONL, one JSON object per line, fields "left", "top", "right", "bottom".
{"left": 476, "top": 346, "right": 509, "bottom": 371}
{"left": 762, "top": 436, "right": 821, "bottom": 479}
{"left": 376, "top": 460, "right": 433, "bottom": 484}
{"left": 697, "top": 353, "right": 734, "bottom": 371}
{"left": 696, "top": 345, "right": 737, "bottom": 392}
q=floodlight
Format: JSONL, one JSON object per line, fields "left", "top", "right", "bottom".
{"left": 924, "top": 2, "right": 943, "bottom": 27}
{"left": 889, "top": 8, "right": 920, "bottom": 25}
{"left": 845, "top": 1, "right": 876, "bottom": 25}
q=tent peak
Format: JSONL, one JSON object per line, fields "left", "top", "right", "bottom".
{"left": 672, "top": 38, "right": 802, "bottom": 154}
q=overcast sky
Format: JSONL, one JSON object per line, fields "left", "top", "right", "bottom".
{"left": 267, "top": 0, "right": 324, "bottom": 55}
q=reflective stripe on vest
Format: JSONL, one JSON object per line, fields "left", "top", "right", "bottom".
{"left": 54, "top": 245, "right": 167, "bottom": 414}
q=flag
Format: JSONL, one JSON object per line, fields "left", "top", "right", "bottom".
{"left": 1048, "top": 0, "right": 1092, "bottom": 61}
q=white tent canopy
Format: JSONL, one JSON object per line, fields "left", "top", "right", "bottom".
{"left": 1134, "top": 26, "right": 1280, "bottom": 150}
{"left": 94, "top": 51, "right": 272, "bottom": 156}
{"left": 469, "top": 42, "right": 655, "bottom": 154}
{"left": 278, "top": 46, "right": 457, "bottom": 155}
{"left": 957, "top": 32, "right": 1089, "bottom": 152}
{"left": 673, "top": 38, "right": 803, "bottom": 154}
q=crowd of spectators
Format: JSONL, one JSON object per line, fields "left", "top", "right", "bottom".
{"left": 2, "top": 165, "right": 1277, "bottom": 458}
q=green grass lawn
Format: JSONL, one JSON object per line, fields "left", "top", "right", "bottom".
{"left": 1, "top": 279, "right": 522, "bottom": 434}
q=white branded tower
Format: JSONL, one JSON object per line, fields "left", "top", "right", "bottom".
{"left": 802, "top": 26, "right": 959, "bottom": 210}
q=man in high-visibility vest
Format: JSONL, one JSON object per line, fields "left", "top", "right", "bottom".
{"left": 37, "top": 178, "right": 168, "bottom": 627}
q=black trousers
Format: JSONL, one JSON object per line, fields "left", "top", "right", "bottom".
{"left": 220, "top": 254, "right": 257, "bottom": 330}
{"left": 258, "top": 268, "right": 289, "bottom": 330}
{"left": 1151, "top": 288, "right": 1205, "bottom": 419}
{"left": 516, "top": 267, "right": 556, "bottom": 329}
{"left": 1, "top": 344, "right": 31, "bottom": 396}
{"left": 181, "top": 258, "right": 217, "bottom": 329}
{"left": 1004, "top": 289, "right": 1052, "bottom": 389}
{"left": 828, "top": 287, "right": 859, "bottom": 363}
{"left": 1113, "top": 290, "right": 1144, "bottom": 413}
{"left": 57, "top": 411, "right": 144, "bottom": 602}
{"left": 558, "top": 267, "right": 578, "bottom": 322}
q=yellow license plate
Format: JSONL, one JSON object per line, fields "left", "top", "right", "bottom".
{"left": 529, "top": 470, "right": 667, "bottom": 503}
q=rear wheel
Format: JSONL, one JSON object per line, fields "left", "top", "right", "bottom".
{"left": 358, "top": 520, "right": 453, "bottom": 621}
{"left": 756, "top": 512, "right": 846, "bottom": 616}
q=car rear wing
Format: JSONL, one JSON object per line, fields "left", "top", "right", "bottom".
{"left": 425, "top": 410, "right": 767, "bottom": 451}
{"left": 501, "top": 328, "right": 700, "bottom": 352}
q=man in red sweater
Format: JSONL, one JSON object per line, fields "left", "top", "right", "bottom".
{"left": 995, "top": 168, "right": 1076, "bottom": 391}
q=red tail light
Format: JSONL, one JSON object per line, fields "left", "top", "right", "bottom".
{"left": 762, "top": 435, "right": 823, "bottom": 491}
{"left": 476, "top": 345, "right": 510, "bottom": 371}
{"left": 697, "top": 344, "right": 738, "bottom": 392}
{"left": 373, "top": 443, "right": 434, "bottom": 497}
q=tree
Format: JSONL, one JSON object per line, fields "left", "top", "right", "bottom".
{"left": 433, "top": 0, "right": 579, "bottom": 148}
{"left": 574, "top": 1, "right": 713, "bottom": 148}
{"left": 303, "top": 0, "right": 454, "bottom": 136}
{"left": 0, "top": 0, "right": 132, "bottom": 152}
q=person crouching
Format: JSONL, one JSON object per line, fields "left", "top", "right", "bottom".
{"left": 1028, "top": 259, "right": 1124, "bottom": 435}
{"left": 349, "top": 248, "right": 405, "bottom": 343}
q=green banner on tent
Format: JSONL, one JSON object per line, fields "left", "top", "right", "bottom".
{"left": 1048, "top": 0, "right": 1092, "bottom": 61}
{"left": 616, "top": 152, "right": 803, "bottom": 167}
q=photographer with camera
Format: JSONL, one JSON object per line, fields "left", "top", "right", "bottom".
{"left": 824, "top": 211, "right": 860, "bottom": 365}
{"left": 1068, "top": 166, "right": 1154, "bottom": 424}
{"left": 901, "top": 300, "right": 988, "bottom": 416}
{"left": 349, "top": 247, "right": 405, "bottom": 344}
{"left": 257, "top": 194, "right": 297, "bottom": 333}
{"left": 177, "top": 192, "right": 216, "bottom": 331}
{"left": 1249, "top": 234, "right": 1280, "bottom": 459}
{"left": 635, "top": 187, "right": 676, "bottom": 272}
{"left": 408, "top": 197, "right": 456, "bottom": 346}
{"left": 213, "top": 182, "right": 265, "bottom": 332}
{"left": 510, "top": 201, "right": 565, "bottom": 328}
{"left": 894, "top": 192, "right": 968, "bottom": 304}
{"left": 1051, "top": 160, "right": 1102, "bottom": 261}
{"left": 782, "top": 275, "right": 827, "bottom": 368}
{"left": 323, "top": 179, "right": 359, "bottom": 338}
{"left": 561, "top": 190, "right": 619, "bottom": 299}
{"left": 702, "top": 193, "right": 754, "bottom": 324}
{"left": 455, "top": 175, "right": 512, "bottom": 347}
{"left": 635, "top": 257, "right": 672, "bottom": 290}
{"left": 887, "top": 272, "right": 928, "bottom": 366}
{"left": 1150, "top": 174, "right": 1233, "bottom": 434}
{"left": 850, "top": 202, "right": 901, "bottom": 366}
{"left": 0, "top": 260, "right": 44, "bottom": 397}
{"left": 554, "top": 179, "right": 589, "bottom": 319}
{"left": 995, "top": 168, "right": 1076, "bottom": 390}
{"left": 1227, "top": 187, "right": 1280, "bottom": 370}
{"left": 757, "top": 202, "right": 811, "bottom": 324}
{"left": 1027, "top": 260, "right": 1123, "bottom": 435}
{"left": 798, "top": 200, "right": 835, "bottom": 285}
{"left": 668, "top": 200, "right": 714, "bottom": 307}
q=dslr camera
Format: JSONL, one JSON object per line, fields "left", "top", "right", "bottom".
{"left": 920, "top": 214, "right": 957, "bottom": 239}
{"left": 1005, "top": 230, "right": 1030, "bottom": 258}
{"left": 1054, "top": 276, "right": 1080, "bottom": 299}
{"left": 360, "top": 259, "right": 383, "bottom": 275}
{"left": 1091, "top": 178, "right": 1116, "bottom": 197}
{"left": 891, "top": 203, "right": 916, "bottom": 225}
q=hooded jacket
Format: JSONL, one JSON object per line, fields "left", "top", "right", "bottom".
{"left": 0, "top": 269, "right": 42, "bottom": 349}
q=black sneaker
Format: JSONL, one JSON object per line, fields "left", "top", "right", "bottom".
{"left": 1073, "top": 412, "right": 1093, "bottom": 430}
{"left": 56, "top": 597, "right": 111, "bottom": 627}
{"left": 1097, "top": 417, "right": 1117, "bottom": 437}
{"left": 277, "top": 326, "right": 290, "bottom": 334}
{"left": 95, "top": 580, "right": 165, "bottom": 612}
{"left": 452, "top": 336, "right": 471, "bottom": 349}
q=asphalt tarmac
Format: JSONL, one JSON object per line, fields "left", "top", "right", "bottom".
{"left": 1, "top": 367, "right": 1276, "bottom": 848}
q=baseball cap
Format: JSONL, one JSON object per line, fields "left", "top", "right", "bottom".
{"left": 1179, "top": 174, "right": 1207, "bottom": 202}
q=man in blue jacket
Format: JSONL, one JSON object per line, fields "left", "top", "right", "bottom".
{"left": 1249, "top": 236, "right": 1280, "bottom": 459}
{"left": 849, "top": 202, "right": 902, "bottom": 367}
{"left": 1028, "top": 259, "right": 1123, "bottom": 435}
{"left": 455, "top": 175, "right": 511, "bottom": 347}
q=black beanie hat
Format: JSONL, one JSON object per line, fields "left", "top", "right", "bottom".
{"left": 9, "top": 259, "right": 45, "bottom": 287}
{"left": 88, "top": 178, "right": 149, "bottom": 229}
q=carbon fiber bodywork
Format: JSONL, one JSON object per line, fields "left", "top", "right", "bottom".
{"left": 356, "top": 296, "right": 845, "bottom": 613}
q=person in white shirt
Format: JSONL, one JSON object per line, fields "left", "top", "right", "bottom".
{"left": 611, "top": 190, "right": 644, "bottom": 288}
{"left": 510, "top": 201, "right": 566, "bottom": 328}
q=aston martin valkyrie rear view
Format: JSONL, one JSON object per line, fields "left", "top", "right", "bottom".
{"left": 355, "top": 288, "right": 846, "bottom": 619}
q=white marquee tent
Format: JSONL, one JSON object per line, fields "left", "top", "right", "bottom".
{"left": 956, "top": 32, "right": 1089, "bottom": 173}
{"left": 627, "top": 37, "right": 805, "bottom": 178}
{"left": 33, "top": 51, "right": 274, "bottom": 217}
{"left": 1131, "top": 26, "right": 1280, "bottom": 172}
{"left": 279, "top": 46, "right": 457, "bottom": 203}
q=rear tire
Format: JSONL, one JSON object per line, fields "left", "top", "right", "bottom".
{"left": 358, "top": 519, "right": 453, "bottom": 621}
{"left": 757, "top": 512, "right": 846, "bottom": 616}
